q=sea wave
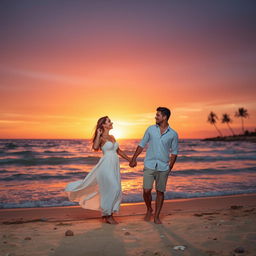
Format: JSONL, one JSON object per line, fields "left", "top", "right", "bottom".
{"left": 1, "top": 190, "right": 256, "bottom": 209}
{"left": 178, "top": 155, "right": 256, "bottom": 162}
{"left": 172, "top": 167, "right": 256, "bottom": 176}
{"left": 0, "top": 156, "right": 100, "bottom": 166}
{"left": 1, "top": 172, "right": 88, "bottom": 181}
{"left": 1, "top": 154, "right": 255, "bottom": 167}
{"left": 2, "top": 166, "right": 255, "bottom": 182}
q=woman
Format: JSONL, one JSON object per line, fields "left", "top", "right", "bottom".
{"left": 65, "top": 116, "right": 131, "bottom": 224}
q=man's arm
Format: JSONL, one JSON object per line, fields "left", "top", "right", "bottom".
{"left": 168, "top": 132, "right": 179, "bottom": 173}
{"left": 168, "top": 154, "right": 177, "bottom": 173}
{"left": 129, "top": 127, "right": 150, "bottom": 167}
{"left": 129, "top": 145, "right": 143, "bottom": 167}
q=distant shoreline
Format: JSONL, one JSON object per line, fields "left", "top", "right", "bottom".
{"left": 202, "top": 133, "right": 256, "bottom": 143}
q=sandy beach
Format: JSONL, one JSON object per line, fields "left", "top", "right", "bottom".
{"left": 1, "top": 194, "right": 256, "bottom": 256}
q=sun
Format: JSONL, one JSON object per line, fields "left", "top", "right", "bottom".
{"left": 109, "top": 121, "right": 127, "bottom": 139}
{"left": 110, "top": 129, "right": 123, "bottom": 139}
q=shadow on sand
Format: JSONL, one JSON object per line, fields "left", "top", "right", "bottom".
{"left": 51, "top": 220, "right": 127, "bottom": 256}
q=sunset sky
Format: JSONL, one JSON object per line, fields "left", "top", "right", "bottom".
{"left": 0, "top": 0, "right": 256, "bottom": 139}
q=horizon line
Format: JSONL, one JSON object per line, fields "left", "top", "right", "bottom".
{"left": 0, "top": 137, "right": 202, "bottom": 140}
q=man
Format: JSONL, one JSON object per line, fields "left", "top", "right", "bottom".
{"left": 130, "top": 107, "right": 178, "bottom": 224}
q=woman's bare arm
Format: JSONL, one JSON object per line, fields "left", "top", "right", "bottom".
{"left": 110, "top": 135, "right": 131, "bottom": 162}
{"left": 92, "top": 129, "right": 102, "bottom": 150}
{"left": 117, "top": 147, "right": 131, "bottom": 162}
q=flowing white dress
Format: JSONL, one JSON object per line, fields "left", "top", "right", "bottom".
{"left": 65, "top": 141, "right": 122, "bottom": 216}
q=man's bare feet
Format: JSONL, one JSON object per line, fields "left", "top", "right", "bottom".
{"left": 154, "top": 216, "right": 162, "bottom": 224}
{"left": 144, "top": 208, "right": 153, "bottom": 221}
{"left": 103, "top": 215, "right": 118, "bottom": 224}
{"left": 109, "top": 215, "right": 119, "bottom": 224}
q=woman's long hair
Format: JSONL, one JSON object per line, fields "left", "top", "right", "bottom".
{"left": 91, "top": 116, "right": 108, "bottom": 151}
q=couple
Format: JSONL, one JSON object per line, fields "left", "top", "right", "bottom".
{"left": 65, "top": 107, "right": 178, "bottom": 224}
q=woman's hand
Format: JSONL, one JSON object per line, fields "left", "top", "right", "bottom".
{"left": 96, "top": 128, "right": 103, "bottom": 136}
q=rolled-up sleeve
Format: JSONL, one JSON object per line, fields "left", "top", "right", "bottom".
{"left": 171, "top": 132, "right": 178, "bottom": 155}
{"left": 139, "top": 127, "right": 150, "bottom": 148}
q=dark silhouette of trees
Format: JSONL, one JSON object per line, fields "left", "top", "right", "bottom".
{"left": 235, "top": 107, "right": 249, "bottom": 134}
{"left": 221, "top": 113, "right": 235, "bottom": 136}
{"left": 207, "top": 112, "right": 223, "bottom": 137}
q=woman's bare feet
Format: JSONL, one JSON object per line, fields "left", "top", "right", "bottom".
{"left": 154, "top": 216, "right": 162, "bottom": 224}
{"left": 144, "top": 208, "right": 153, "bottom": 221}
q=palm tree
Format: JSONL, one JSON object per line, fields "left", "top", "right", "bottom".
{"left": 221, "top": 113, "right": 235, "bottom": 136}
{"left": 207, "top": 111, "right": 223, "bottom": 137}
{"left": 235, "top": 107, "right": 249, "bottom": 134}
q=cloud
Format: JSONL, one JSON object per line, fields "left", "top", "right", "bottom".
{"left": 0, "top": 120, "right": 40, "bottom": 124}
{"left": 0, "top": 66, "right": 94, "bottom": 86}
{"left": 174, "top": 107, "right": 202, "bottom": 112}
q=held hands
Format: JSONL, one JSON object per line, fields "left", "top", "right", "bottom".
{"left": 129, "top": 158, "right": 137, "bottom": 168}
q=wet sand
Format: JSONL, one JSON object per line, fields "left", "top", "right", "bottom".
{"left": 1, "top": 194, "right": 256, "bottom": 256}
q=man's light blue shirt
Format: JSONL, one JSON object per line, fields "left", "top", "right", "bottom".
{"left": 139, "top": 124, "right": 178, "bottom": 171}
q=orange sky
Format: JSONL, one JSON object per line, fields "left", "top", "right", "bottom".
{"left": 0, "top": 1, "right": 256, "bottom": 139}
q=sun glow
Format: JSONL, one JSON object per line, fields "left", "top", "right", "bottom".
{"left": 109, "top": 121, "right": 131, "bottom": 139}
{"left": 110, "top": 129, "right": 122, "bottom": 139}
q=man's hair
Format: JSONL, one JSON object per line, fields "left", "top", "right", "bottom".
{"left": 156, "top": 107, "right": 171, "bottom": 121}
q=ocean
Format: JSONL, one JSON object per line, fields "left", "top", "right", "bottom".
{"left": 0, "top": 138, "right": 255, "bottom": 209}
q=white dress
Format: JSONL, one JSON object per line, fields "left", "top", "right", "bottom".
{"left": 65, "top": 141, "right": 122, "bottom": 216}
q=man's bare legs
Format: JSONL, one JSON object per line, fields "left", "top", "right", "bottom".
{"left": 154, "top": 190, "right": 164, "bottom": 224}
{"left": 143, "top": 188, "right": 153, "bottom": 221}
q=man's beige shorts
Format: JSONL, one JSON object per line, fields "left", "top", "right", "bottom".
{"left": 143, "top": 166, "right": 169, "bottom": 192}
